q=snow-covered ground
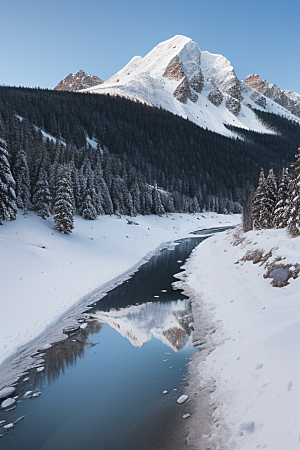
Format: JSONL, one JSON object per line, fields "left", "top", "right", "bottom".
{"left": 177, "top": 226, "right": 300, "bottom": 450}
{"left": 0, "top": 211, "right": 239, "bottom": 386}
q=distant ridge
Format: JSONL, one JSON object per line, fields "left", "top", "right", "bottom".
{"left": 54, "top": 70, "right": 103, "bottom": 92}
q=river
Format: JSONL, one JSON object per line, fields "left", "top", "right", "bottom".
{"left": 0, "top": 229, "right": 229, "bottom": 450}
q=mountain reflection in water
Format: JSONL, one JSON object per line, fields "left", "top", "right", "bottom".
{"left": 92, "top": 299, "right": 193, "bottom": 351}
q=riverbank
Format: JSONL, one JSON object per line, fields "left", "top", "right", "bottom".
{"left": 0, "top": 212, "right": 240, "bottom": 386}
{"left": 177, "top": 226, "right": 300, "bottom": 450}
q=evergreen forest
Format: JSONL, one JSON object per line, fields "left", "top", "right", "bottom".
{"left": 1, "top": 86, "right": 300, "bottom": 233}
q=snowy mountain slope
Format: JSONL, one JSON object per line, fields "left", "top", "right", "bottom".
{"left": 80, "top": 35, "right": 300, "bottom": 137}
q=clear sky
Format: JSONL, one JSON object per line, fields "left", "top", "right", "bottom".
{"left": 0, "top": 0, "right": 299, "bottom": 93}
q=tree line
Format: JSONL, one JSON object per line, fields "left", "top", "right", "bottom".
{"left": 0, "top": 86, "right": 300, "bottom": 234}
{"left": 243, "top": 147, "right": 300, "bottom": 237}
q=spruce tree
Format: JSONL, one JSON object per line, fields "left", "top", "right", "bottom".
{"left": 14, "top": 149, "right": 31, "bottom": 214}
{"left": 81, "top": 174, "right": 98, "bottom": 220}
{"left": 263, "top": 168, "right": 278, "bottom": 228}
{"left": 32, "top": 168, "right": 51, "bottom": 219}
{"left": 0, "top": 138, "right": 17, "bottom": 224}
{"left": 53, "top": 164, "right": 74, "bottom": 234}
{"left": 251, "top": 169, "right": 267, "bottom": 230}
{"left": 287, "top": 176, "right": 300, "bottom": 237}
{"left": 274, "top": 168, "right": 290, "bottom": 228}
{"left": 151, "top": 185, "right": 165, "bottom": 215}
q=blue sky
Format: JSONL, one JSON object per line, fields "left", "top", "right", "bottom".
{"left": 0, "top": 0, "right": 299, "bottom": 92}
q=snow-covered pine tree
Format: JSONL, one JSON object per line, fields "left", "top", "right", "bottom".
{"left": 140, "top": 183, "right": 152, "bottom": 215}
{"left": 130, "top": 181, "right": 141, "bottom": 216}
{"left": 287, "top": 148, "right": 300, "bottom": 237}
{"left": 251, "top": 169, "right": 268, "bottom": 230}
{"left": 14, "top": 149, "right": 31, "bottom": 214}
{"left": 32, "top": 168, "right": 51, "bottom": 219}
{"left": 151, "top": 185, "right": 165, "bottom": 215}
{"left": 81, "top": 173, "right": 98, "bottom": 220}
{"left": 274, "top": 168, "right": 290, "bottom": 228}
{"left": 263, "top": 168, "right": 278, "bottom": 228}
{"left": 287, "top": 176, "right": 300, "bottom": 237}
{"left": 53, "top": 164, "right": 74, "bottom": 234}
{"left": 111, "top": 175, "right": 132, "bottom": 216}
{"left": 0, "top": 138, "right": 17, "bottom": 224}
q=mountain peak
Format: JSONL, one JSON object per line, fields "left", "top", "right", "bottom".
{"left": 78, "top": 36, "right": 300, "bottom": 135}
{"left": 54, "top": 70, "right": 103, "bottom": 92}
{"left": 243, "top": 74, "right": 300, "bottom": 117}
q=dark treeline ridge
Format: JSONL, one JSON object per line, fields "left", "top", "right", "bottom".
{"left": 0, "top": 86, "right": 300, "bottom": 231}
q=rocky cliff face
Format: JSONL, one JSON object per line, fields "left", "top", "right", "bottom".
{"left": 243, "top": 74, "right": 300, "bottom": 118}
{"left": 54, "top": 70, "right": 103, "bottom": 92}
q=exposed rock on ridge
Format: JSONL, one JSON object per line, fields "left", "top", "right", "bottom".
{"left": 243, "top": 74, "right": 300, "bottom": 118}
{"left": 54, "top": 70, "right": 103, "bottom": 92}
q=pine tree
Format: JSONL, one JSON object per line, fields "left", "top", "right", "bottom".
{"left": 130, "top": 181, "right": 141, "bottom": 216}
{"left": 274, "top": 168, "right": 290, "bottom": 228}
{"left": 287, "top": 176, "right": 300, "bottom": 237}
{"left": 251, "top": 169, "right": 267, "bottom": 230}
{"left": 32, "top": 168, "right": 51, "bottom": 219}
{"left": 14, "top": 149, "right": 31, "bottom": 214}
{"left": 81, "top": 174, "right": 98, "bottom": 220}
{"left": 53, "top": 164, "right": 74, "bottom": 234}
{"left": 151, "top": 185, "right": 165, "bottom": 215}
{"left": 263, "top": 168, "right": 278, "bottom": 228}
{"left": 0, "top": 138, "right": 17, "bottom": 224}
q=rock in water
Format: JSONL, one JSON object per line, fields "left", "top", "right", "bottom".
{"left": 1, "top": 398, "right": 16, "bottom": 409}
{"left": 177, "top": 394, "right": 188, "bottom": 404}
{"left": 0, "top": 387, "right": 16, "bottom": 399}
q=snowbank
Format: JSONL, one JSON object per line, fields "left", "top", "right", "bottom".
{"left": 0, "top": 211, "right": 239, "bottom": 385}
{"left": 178, "top": 226, "right": 300, "bottom": 450}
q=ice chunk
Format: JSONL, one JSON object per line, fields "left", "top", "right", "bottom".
{"left": 23, "top": 391, "right": 33, "bottom": 398}
{"left": 14, "top": 416, "right": 25, "bottom": 425}
{"left": 32, "top": 391, "right": 41, "bottom": 397}
{"left": 3, "top": 423, "right": 14, "bottom": 429}
{"left": 80, "top": 323, "right": 87, "bottom": 329}
{"left": 0, "top": 387, "right": 16, "bottom": 399}
{"left": 162, "top": 390, "right": 168, "bottom": 394}
{"left": 182, "top": 413, "right": 191, "bottom": 419}
{"left": 177, "top": 394, "right": 188, "bottom": 404}
{"left": 36, "top": 366, "right": 44, "bottom": 372}
{"left": 1, "top": 398, "right": 16, "bottom": 409}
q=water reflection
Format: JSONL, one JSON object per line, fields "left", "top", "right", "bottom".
{"left": 92, "top": 299, "right": 193, "bottom": 351}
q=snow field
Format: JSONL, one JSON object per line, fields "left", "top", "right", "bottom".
{"left": 179, "top": 226, "right": 300, "bottom": 450}
{"left": 0, "top": 211, "right": 239, "bottom": 381}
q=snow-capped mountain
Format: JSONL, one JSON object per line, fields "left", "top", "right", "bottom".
{"left": 54, "top": 70, "right": 103, "bottom": 92}
{"left": 243, "top": 73, "right": 300, "bottom": 118}
{"left": 80, "top": 35, "right": 300, "bottom": 136}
